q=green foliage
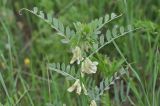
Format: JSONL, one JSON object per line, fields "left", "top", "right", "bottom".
{"left": 19, "top": 7, "right": 73, "bottom": 44}
{"left": 19, "top": 7, "right": 137, "bottom": 105}
{"left": 0, "top": 0, "right": 160, "bottom": 106}
{"left": 48, "top": 63, "right": 78, "bottom": 80}
{"left": 88, "top": 67, "right": 127, "bottom": 101}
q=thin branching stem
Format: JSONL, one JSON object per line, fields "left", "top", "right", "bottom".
{"left": 96, "top": 14, "right": 123, "bottom": 31}
{"left": 88, "top": 28, "right": 142, "bottom": 58}
{"left": 48, "top": 66, "right": 77, "bottom": 80}
{"left": 19, "top": 8, "right": 69, "bottom": 40}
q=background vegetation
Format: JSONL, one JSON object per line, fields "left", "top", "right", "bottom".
{"left": 0, "top": 0, "right": 160, "bottom": 106}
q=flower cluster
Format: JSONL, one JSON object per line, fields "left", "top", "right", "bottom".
{"left": 70, "top": 46, "right": 98, "bottom": 74}
{"left": 68, "top": 46, "right": 98, "bottom": 105}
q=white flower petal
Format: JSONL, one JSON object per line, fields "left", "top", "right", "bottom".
{"left": 67, "top": 79, "right": 80, "bottom": 93}
{"left": 67, "top": 79, "right": 88, "bottom": 95}
{"left": 90, "top": 100, "right": 97, "bottom": 106}
{"left": 70, "top": 46, "right": 83, "bottom": 64}
{"left": 81, "top": 58, "right": 98, "bottom": 74}
{"left": 70, "top": 57, "right": 76, "bottom": 64}
{"left": 93, "top": 61, "right": 99, "bottom": 65}
{"left": 67, "top": 86, "right": 75, "bottom": 92}
{"left": 76, "top": 83, "right": 81, "bottom": 95}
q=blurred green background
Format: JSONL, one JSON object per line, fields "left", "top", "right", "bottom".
{"left": 0, "top": 0, "right": 160, "bottom": 106}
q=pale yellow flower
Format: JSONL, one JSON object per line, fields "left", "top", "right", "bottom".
{"left": 90, "top": 100, "right": 97, "bottom": 106}
{"left": 81, "top": 58, "right": 98, "bottom": 74}
{"left": 70, "top": 46, "right": 84, "bottom": 64}
{"left": 67, "top": 79, "right": 87, "bottom": 95}
{"left": 24, "top": 58, "right": 30, "bottom": 65}
{"left": 63, "top": 104, "right": 66, "bottom": 106}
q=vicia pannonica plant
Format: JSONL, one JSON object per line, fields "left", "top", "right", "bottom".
{"left": 19, "top": 7, "right": 138, "bottom": 106}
